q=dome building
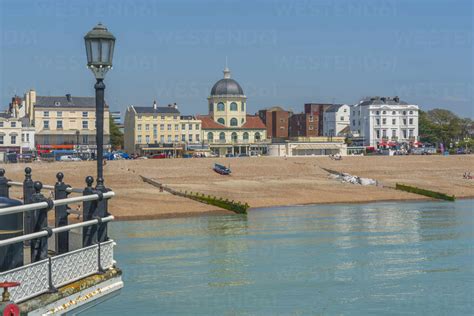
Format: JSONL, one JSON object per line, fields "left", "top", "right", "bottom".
{"left": 198, "top": 67, "right": 267, "bottom": 157}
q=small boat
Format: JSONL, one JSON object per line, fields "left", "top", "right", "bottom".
{"left": 213, "top": 163, "right": 231, "bottom": 175}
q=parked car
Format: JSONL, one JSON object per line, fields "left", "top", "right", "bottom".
{"left": 59, "top": 155, "right": 81, "bottom": 162}
{"left": 238, "top": 153, "right": 250, "bottom": 157}
{"left": 225, "top": 153, "right": 235, "bottom": 158}
{"left": 151, "top": 153, "right": 167, "bottom": 159}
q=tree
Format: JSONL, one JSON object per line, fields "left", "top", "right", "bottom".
{"left": 109, "top": 114, "right": 123, "bottom": 150}
{"left": 419, "top": 109, "right": 462, "bottom": 146}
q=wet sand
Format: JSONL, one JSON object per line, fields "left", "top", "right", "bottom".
{"left": 2, "top": 155, "right": 474, "bottom": 220}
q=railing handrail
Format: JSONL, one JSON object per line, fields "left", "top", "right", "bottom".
{"left": 0, "top": 191, "right": 115, "bottom": 217}
{"left": 0, "top": 215, "right": 114, "bottom": 247}
{"left": 7, "top": 181, "right": 83, "bottom": 193}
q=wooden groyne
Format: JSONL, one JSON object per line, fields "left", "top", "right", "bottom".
{"left": 140, "top": 175, "right": 249, "bottom": 214}
{"left": 395, "top": 183, "right": 455, "bottom": 201}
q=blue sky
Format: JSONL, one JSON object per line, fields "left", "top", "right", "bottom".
{"left": 1, "top": 0, "right": 472, "bottom": 118}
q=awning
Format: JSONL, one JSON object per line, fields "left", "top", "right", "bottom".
{"left": 293, "top": 144, "right": 341, "bottom": 150}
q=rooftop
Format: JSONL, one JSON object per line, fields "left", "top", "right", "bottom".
{"left": 35, "top": 95, "right": 108, "bottom": 108}
{"left": 359, "top": 96, "right": 409, "bottom": 106}
{"left": 133, "top": 105, "right": 180, "bottom": 114}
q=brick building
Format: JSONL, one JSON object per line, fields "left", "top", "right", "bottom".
{"left": 258, "top": 106, "right": 291, "bottom": 139}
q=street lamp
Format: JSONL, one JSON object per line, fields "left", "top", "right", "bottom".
{"left": 84, "top": 23, "right": 115, "bottom": 190}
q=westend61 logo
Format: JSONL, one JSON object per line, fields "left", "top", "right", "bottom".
{"left": 274, "top": 0, "right": 398, "bottom": 17}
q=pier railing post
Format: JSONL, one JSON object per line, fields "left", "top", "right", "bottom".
{"left": 30, "top": 181, "right": 52, "bottom": 262}
{"left": 82, "top": 176, "right": 97, "bottom": 247}
{"left": 54, "top": 172, "right": 70, "bottom": 254}
{"left": 0, "top": 169, "right": 10, "bottom": 198}
{"left": 96, "top": 187, "right": 109, "bottom": 243}
{"left": 23, "top": 167, "right": 35, "bottom": 239}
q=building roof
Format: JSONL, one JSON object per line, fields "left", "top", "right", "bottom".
{"left": 197, "top": 115, "right": 266, "bottom": 130}
{"left": 210, "top": 68, "right": 244, "bottom": 97}
{"left": 324, "top": 104, "right": 346, "bottom": 113}
{"left": 0, "top": 112, "right": 12, "bottom": 119}
{"left": 359, "top": 96, "right": 409, "bottom": 106}
{"left": 35, "top": 95, "right": 105, "bottom": 108}
{"left": 133, "top": 106, "right": 180, "bottom": 114}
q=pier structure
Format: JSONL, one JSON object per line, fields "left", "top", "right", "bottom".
{"left": 0, "top": 168, "right": 122, "bottom": 315}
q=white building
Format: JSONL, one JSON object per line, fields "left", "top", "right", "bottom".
{"left": 350, "top": 96, "right": 419, "bottom": 147}
{"left": 0, "top": 113, "right": 35, "bottom": 160}
{"left": 322, "top": 104, "right": 350, "bottom": 137}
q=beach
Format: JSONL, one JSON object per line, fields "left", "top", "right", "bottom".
{"left": 2, "top": 155, "right": 474, "bottom": 220}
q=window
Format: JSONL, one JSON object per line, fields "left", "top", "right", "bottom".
{"left": 182, "top": 134, "right": 186, "bottom": 142}
{"left": 160, "top": 135, "right": 165, "bottom": 143}
{"left": 175, "top": 124, "right": 179, "bottom": 131}
{"left": 243, "top": 132, "right": 249, "bottom": 141}
{"left": 343, "top": 109, "right": 347, "bottom": 113}
{"left": 189, "top": 134, "right": 193, "bottom": 142}
{"left": 309, "top": 115, "right": 314, "bottom": 122}
{"left": 231, "top": 132, "right": 238, "bottom": 142}
{"left": 137, "top": 135, "right": 142, "bottom": 144}
{"left": 230, "top": 118, "right": 238, "bottom": 126}
{"left": 167, "top": 124, "right": 171, "bottom": 131}
{"left": 376, "top": 118, "right": 380, "bottom": 125}
{"left": 196, "top": 134, "right": 200, "bottom": 142}
{"left": 309, "top": 125, "right": 313, "bottom": 130}
{"left": 161, "top": 115, "right": 165, "bottom": 120}
{"left": 403, "top": 130, "right": 407, "bottom": 138}
{"left": 392, "top": 129, "right": 396, "bottom": 137}
{"left": 182, "top": 124, "right": 186, "bottom": 130}
{"left": 167, "top": 135, "right": 172, "bottom": 142}
{"left": 44, "top": 111, "right": 49, "bottom": 117}
{"left": 21, "top": 133, "right": 25, "bottom": 142}
{"left": 207, "top": 132, "right": 214, "bottom": 142}
{"left": 217, "top": 118, "right": 225, "bottom": 125}
{"left": 26, "top": 133, "right": 29, "bottom": 142}
{"left": 0, "top": 122, "right": 3, "bottom": 127}
{"left": 392, "top": 119, "right": 396, "bottom": 125}
{"left": 352, "top": 119, "right": 355, "bottom": 126}
{"left": 409, "top": 129, "right": 414, "bottom": 137}
{"left": 82, "top": 135, "right": 88, "bottom": 144}
{"left": 255, "top": 132, "right": 261, "bottom": 141}
{"left": 340, "top": 116, "right": 344, "bottom": 121}
{"left": 57, "top": 120, "right": 63, "bottom": 129}
{"left": 82, "top": 120, "right": 88, "bottom": 129}
{"left": 217, "top": 103, "right": 225, "bottom": 111}
{"left": 219, "top": 132, "right": 226, "bottom": 141}
{"left": 175, "top": 135, "right": 179, "bottom": 142}
{"left": 403, "top": 111, "right": 406, "bottom": 115}
{"left": 57, "top": 111, "right": 62, "bottom": 117}
{"left": 195, "top": 124, "right": 199, "bottom": 130}
{"left": 145, "top": 135, "right": 150, "bottom": 144}
{"left": 382, "top": 130, "right": 387, "bottom": 137}
{"left": 409, "top": 111, "right": 413, "bottom": 114}
{"left": 403, "top": 119, "right": 407, "bottom": 125}
{"left": 188, "top": 124, "right": 193, "bottom": 130}
{"left": 392, "top": 111, "right": 396, "bottom": 115}
{"left": 0, "top": 136, "right": 3, "bottom": 145}
{"left": 382, "top": 118, "right": 386, "bottom": 125}
{"left": 376, "top": 111, "right": 379, "bottom": 115}
{"left": 138, "top": 124, "right": 142, "bottom": 131}
{"left": 82, "top": 112, "right": 88, "bottom": 118}
{"left": 230, "top": 102, "right": 238, "bottom": 111}
{"left": 160, "top": 124, "right": 164, "bottom": 131}
{"left": 382, "top": 111, "right": 386, "bottom": 114}
{"left": 376, "top": 130, "right": 380, "bottom": 138}
{"left": 409, "top": 118, "right": 413, "bottom": 125}
{"left": 44, "top": 121, "right": 50, "bottom": 129}
{"left": 173, "top": 115, "right": 178, "bottom": 120}
{"left": 10, "top": 135, "right": 16, "bottom": 144}
{"left": 145, "top": 124, "right": 150, "bottom": 131}
{"left": 10, "top": 122, "right": 16, "bottom": 128}
{"left": 153, "top": 124, "right": 158, "bottom": 136}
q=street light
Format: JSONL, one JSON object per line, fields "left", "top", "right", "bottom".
{"left": 84, "top": 23, "right": 115, "bottom": 190}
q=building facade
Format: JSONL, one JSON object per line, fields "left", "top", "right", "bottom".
{"left": 350, "top": 96, "right": 419, "bottom": 147}
{"left": 29, "top": 93, "right": 110, "bottom": 149}
{"left": 322, "top": 104, "right": 350, "bottom": 137}
{"left": 111, "top": 111, "right": 124, "bottom": 133}
{"left": 124, "top": 103, "right": 185, "bottom": 155}
{"left": 258, "top": 106, "right": 291, "bottom": 139}
{"left": 0, "top": 113, "right": 35, "bottom": 159}
{"left": 200, "top": 67, "right": 267, "bottom": 156}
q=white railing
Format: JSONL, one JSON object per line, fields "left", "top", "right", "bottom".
{"left": 0, "top": 240, "right": 116, "bottom": 303}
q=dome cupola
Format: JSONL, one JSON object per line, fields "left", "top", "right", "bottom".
{"left": 210, "top": 67, "right": 244, "bottom": 96}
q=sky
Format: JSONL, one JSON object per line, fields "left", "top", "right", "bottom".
{"left": 0, "top": 0, "right": 473, "bottom": 118}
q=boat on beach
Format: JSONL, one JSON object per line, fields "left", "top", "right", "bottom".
{"left": 213, "top": 163, "right": 231, "bottom": 175}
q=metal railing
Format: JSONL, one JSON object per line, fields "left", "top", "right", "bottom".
{"left": 0, "top": 167, "right": 118, "bottom": 303}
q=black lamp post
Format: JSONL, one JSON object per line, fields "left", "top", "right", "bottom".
{"left": 84, "top": 23, "right": 115, "bottom": 190}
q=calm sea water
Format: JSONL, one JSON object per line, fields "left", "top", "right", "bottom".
{"left": 83, "top": 200, "right": 473, "bottom": 315}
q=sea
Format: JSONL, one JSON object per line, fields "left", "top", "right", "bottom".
{"left": 82, "top": 199, "right": 474, "bottom": 315}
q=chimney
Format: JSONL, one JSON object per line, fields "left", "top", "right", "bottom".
{"left": 394, "top": 96, "right": 400, "bottom": 103}
{"left": 173, "top": 102, "right": 178, "bottom": 109}
{"left": 153, "top": 100, "right": 157, "bottom": 110}
{"left": 66, "top": 94, "right": 72, "bottom": 102}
